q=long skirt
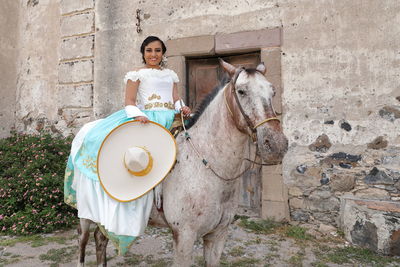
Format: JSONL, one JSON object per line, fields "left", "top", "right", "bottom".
{"left": 64, "top": 109, "right": 176, "bottom": 255}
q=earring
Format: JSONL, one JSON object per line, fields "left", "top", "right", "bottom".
{"left": 160, "top": 55, "right": 168, "bottom": 68}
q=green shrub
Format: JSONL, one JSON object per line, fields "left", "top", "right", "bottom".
{"left": 0, "top": 132, "right": 77, "bottom": 235}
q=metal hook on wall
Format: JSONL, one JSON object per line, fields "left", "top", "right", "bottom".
{"left": 136, "top": 9, "right": 142, "bottom": 33}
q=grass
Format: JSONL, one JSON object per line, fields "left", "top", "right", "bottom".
{"left": 229, "top": 246, "right": 246, "bottom": 257}
{"left": 0, "top": 234, "right": 72, "bottom": 247}
{"left": 39, "top": 246, "right": 77, "bottom": 265}
{"left": 285, "top": 225, "right": 313, "bottom": 241}
{"left": 220, "top": 257, "right": 261, "bottom": 267}
{"left": 238, "top": 218, "right": 281, "bottom": 235}
{"left": 314, "top": 245, "right": 400, "bottom": 267}
{"left": 287, "top": 248, "right": 305, "bottom": 266}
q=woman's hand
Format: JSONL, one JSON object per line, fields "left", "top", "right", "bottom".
{"left": 136, "top": 116, "right": 149, "bottom": 124}
{"left": 181, "top": 106, "right": 191, "bottom": 117}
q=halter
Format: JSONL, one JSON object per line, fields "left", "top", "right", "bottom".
{"left": 180, "top": 67, "right": 281, "bottom": 182}
{"left": 225, "top": 67, "right": 280, "bottom": 142}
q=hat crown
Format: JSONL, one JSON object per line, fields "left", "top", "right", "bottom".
{"left": 124, "top": 147, "right": 152, "bottom": 175}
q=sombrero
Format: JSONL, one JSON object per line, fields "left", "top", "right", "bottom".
{"left": 97, "top": 120, "right": 177, "bottom": 202}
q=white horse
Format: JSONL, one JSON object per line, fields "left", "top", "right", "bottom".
{"left": 77, "top": 59, "right": 288, "bottom": 267}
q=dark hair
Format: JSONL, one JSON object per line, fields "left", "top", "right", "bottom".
{"left": 140, "top": 36, "right": 167, "bottom": 64}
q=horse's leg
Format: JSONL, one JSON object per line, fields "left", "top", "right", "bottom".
{"left": 172, "top": 228, "right": 197, "bottom": 267}
{"left": 94, "top": 226, "right": 109, "bottom": 267}
{"left": 203, "top": 226, "right": 229, "bottom": 267}
{"left": 77, "top": 218, "right": 91, "bottom": 267}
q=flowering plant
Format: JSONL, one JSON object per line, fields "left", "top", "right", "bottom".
{"left": 0, "top": 132, "right": 77, "bottom": 235}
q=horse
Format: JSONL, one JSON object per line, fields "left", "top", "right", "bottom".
{"left": 76, "top": 59, "right": 288, "bottom": 267}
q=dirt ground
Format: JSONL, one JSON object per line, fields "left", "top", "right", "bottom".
{"left": 1, "top": 218, "right": 399, "bottom": 267}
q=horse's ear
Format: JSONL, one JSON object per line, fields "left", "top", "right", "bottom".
{"left": 219, "top": 58, "right": 236, "bottom": 76}
{"left": 256, "top": 62, "right": 266, "bottom": 75}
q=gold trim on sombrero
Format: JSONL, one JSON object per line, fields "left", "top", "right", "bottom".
{"left": 96, "top": 120, "right": 177, "bottom": 202}
{"left": 123, "top": 147, "right": 154, "bottom": 176}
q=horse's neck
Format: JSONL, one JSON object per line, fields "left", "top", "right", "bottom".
{"left": 188, "top": 89, "right": 248, "bottom": 179}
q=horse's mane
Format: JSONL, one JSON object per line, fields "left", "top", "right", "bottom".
{"left": 185, "top": 76, "right": 230, "bottom": 129}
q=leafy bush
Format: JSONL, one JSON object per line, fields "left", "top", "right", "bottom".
{"left": 0, "top": 132, "right": 77, "bottom": 235}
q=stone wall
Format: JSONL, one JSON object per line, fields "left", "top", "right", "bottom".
{"left": 2, "top": 0, "right": 400, "bottom": 254}
{"left": 14, "top": 0, "right": 61, "bottom": 134}
{"left": 0, "top": 1, "right": 19, "bottom": 138}
{"left": 55, "top": 0, "right": 95, "bottom": 135}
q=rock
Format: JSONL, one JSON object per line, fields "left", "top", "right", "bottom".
{"left": 331, "top": 174, "right": 356, "bottom": 192}
{"left": 395, "top": 181, "right": 400, "bottom": 191}
{"left": 289, "top": 198, "right": 305, "bottom": 209}
{"left": 296, "top": 164, "right": 307, "bottom": 174}
{"left": 313, "top": 212, "right": 338, "bottom": 225}
{"left": 351, "top": 220, "right": 379, "bottom": 252}
{"left": 340, "top": 121, "right": 352, "bottom": 131}
{"left": 340, "top": 197, "right": 400, "bottom": 255}
{"left": 354, "top": 188, "right": 390, "bottom": 200}
{"left": 306, "top": 191, "right": 340, "bottom": 212}
{"left": 364, "top": 167, "right": 394, "bottom": 185}
{"left": 290, "top": 168, "right": 321, "bottom": 189}
{"left": 390, "top": 229, "right": 400, "bottom": 256}
{"left": 320, "top": 173, "right": 330, "bottom": 185}
{"left": 324, "top": 120, "right": 334, "bottom": 125}
{"left": 379, "top": 106, "right": 400, "bottom": 122}
{"left": 339, "top": 163, "right": 352, "bottom": 169}
{"left": 308, "top": 134, "right": 332, "bottom": 152}
{"left": 319, "top": 223, "right": 337, "bottom": 234}
{"left": 291, "top": 210, "right": 310, "bottom": 222}
{"left": 288, "top": 186, "right": 303, "bottom": 197}
{"left": 330, "top": 152, "right": 361, "bottom": 162}
{"left": 367, "top": 136, "right": 388, "bottom": 150}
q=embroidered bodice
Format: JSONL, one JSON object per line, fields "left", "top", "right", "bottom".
{"left": 124, "top": 68, "right": 179, "bottom": 110}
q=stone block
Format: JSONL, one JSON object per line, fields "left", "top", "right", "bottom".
{"left": 61, "top": 12, "right": 94, "bottom": 37}
{"left": 288, "top": 186, "right": 303, "bottom": 197}
{"left": 261, "top": 48, "right": 281, "bottom": 76}
{"left": 261, "top": 200, "right": 290, "bottom": 222}
{"left": 60, "top": 35, "right": 94, "bottom": 60}
{"left": 61, "top": 0, "right": 94, "bottom": 15}
{"left": 354, "top": 188, "right": 391, "bottom": 200}
{"left": 166, "top": 35, "right": 214, "bottom": 57}
{"left": 59, "top": 107, "right": 93, "bottom": 124}
{"left": 289, "top": 197, "right": 304, "bottom": 209}
{"left": 262, "top": 164, "right": 288, "bottom": 202}
{"left": 59, "top": 60, "right": 93, "bottom": 83}
{"left": 330, "top": 174, "right": 356, "bottom": 192}
{"left": 215, "top": 28, "right": 281, "bottom": 54}
{"left": 339, "top": 196, "right": 400, "bottom": 255}
{"left": 58, "top": 84, "right": 93, "bottom": 108}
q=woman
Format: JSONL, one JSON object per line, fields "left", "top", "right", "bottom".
{"left": 64, "top": 36, "right": 191, "bottom": 254}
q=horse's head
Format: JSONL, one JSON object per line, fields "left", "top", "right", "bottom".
{"left": 220, "top": 59, "right": 288, "bottom": 164}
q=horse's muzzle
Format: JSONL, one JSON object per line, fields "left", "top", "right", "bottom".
{"left": 256, "top": 127, "right": 288, "bottom": 164}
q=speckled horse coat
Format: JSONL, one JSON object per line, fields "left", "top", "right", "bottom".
{"left": 77, "top": 59, "right": 288, "bottom": 267}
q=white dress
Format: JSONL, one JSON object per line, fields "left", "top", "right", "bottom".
{"left": 64, "top": 68, "right": 179, "bottom": 254}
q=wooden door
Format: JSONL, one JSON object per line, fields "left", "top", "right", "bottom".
{"left": 186, "top": 53, "right": 262, "bottom": 215}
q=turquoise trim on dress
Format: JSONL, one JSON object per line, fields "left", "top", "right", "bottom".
{"left": 64, "top": 108, "right": 176, "bottom": 255}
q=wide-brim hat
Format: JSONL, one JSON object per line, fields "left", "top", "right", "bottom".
{"left": 97, "top": 120, "right": 177, "bottom": 202}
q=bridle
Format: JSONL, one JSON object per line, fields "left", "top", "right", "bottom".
{"left": 225, "top": 67, "right": 280, "bottom": 142}
{"left": 180, "top": 67, "right": 281, "bottom": 182}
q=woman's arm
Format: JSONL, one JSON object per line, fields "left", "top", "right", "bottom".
{"left": 125, "top": 80, "right": 139, "bottom": 106}
{"left": 172, "top": 83, "right": 191, "bottom": 116}
{"left": 125, "top": 79, "right": 149, "bottom": 123}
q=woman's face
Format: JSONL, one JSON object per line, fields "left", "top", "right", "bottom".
{"left": 143, "top": 41, "right": 163, "bottom": 68}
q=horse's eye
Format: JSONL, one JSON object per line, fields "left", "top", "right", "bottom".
{"left": 237, "top": 89, "right": 245, "bottom": 96}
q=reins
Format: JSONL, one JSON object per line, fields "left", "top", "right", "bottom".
{"left": 179, "top": 68, "right": 280, "bottom": 182}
